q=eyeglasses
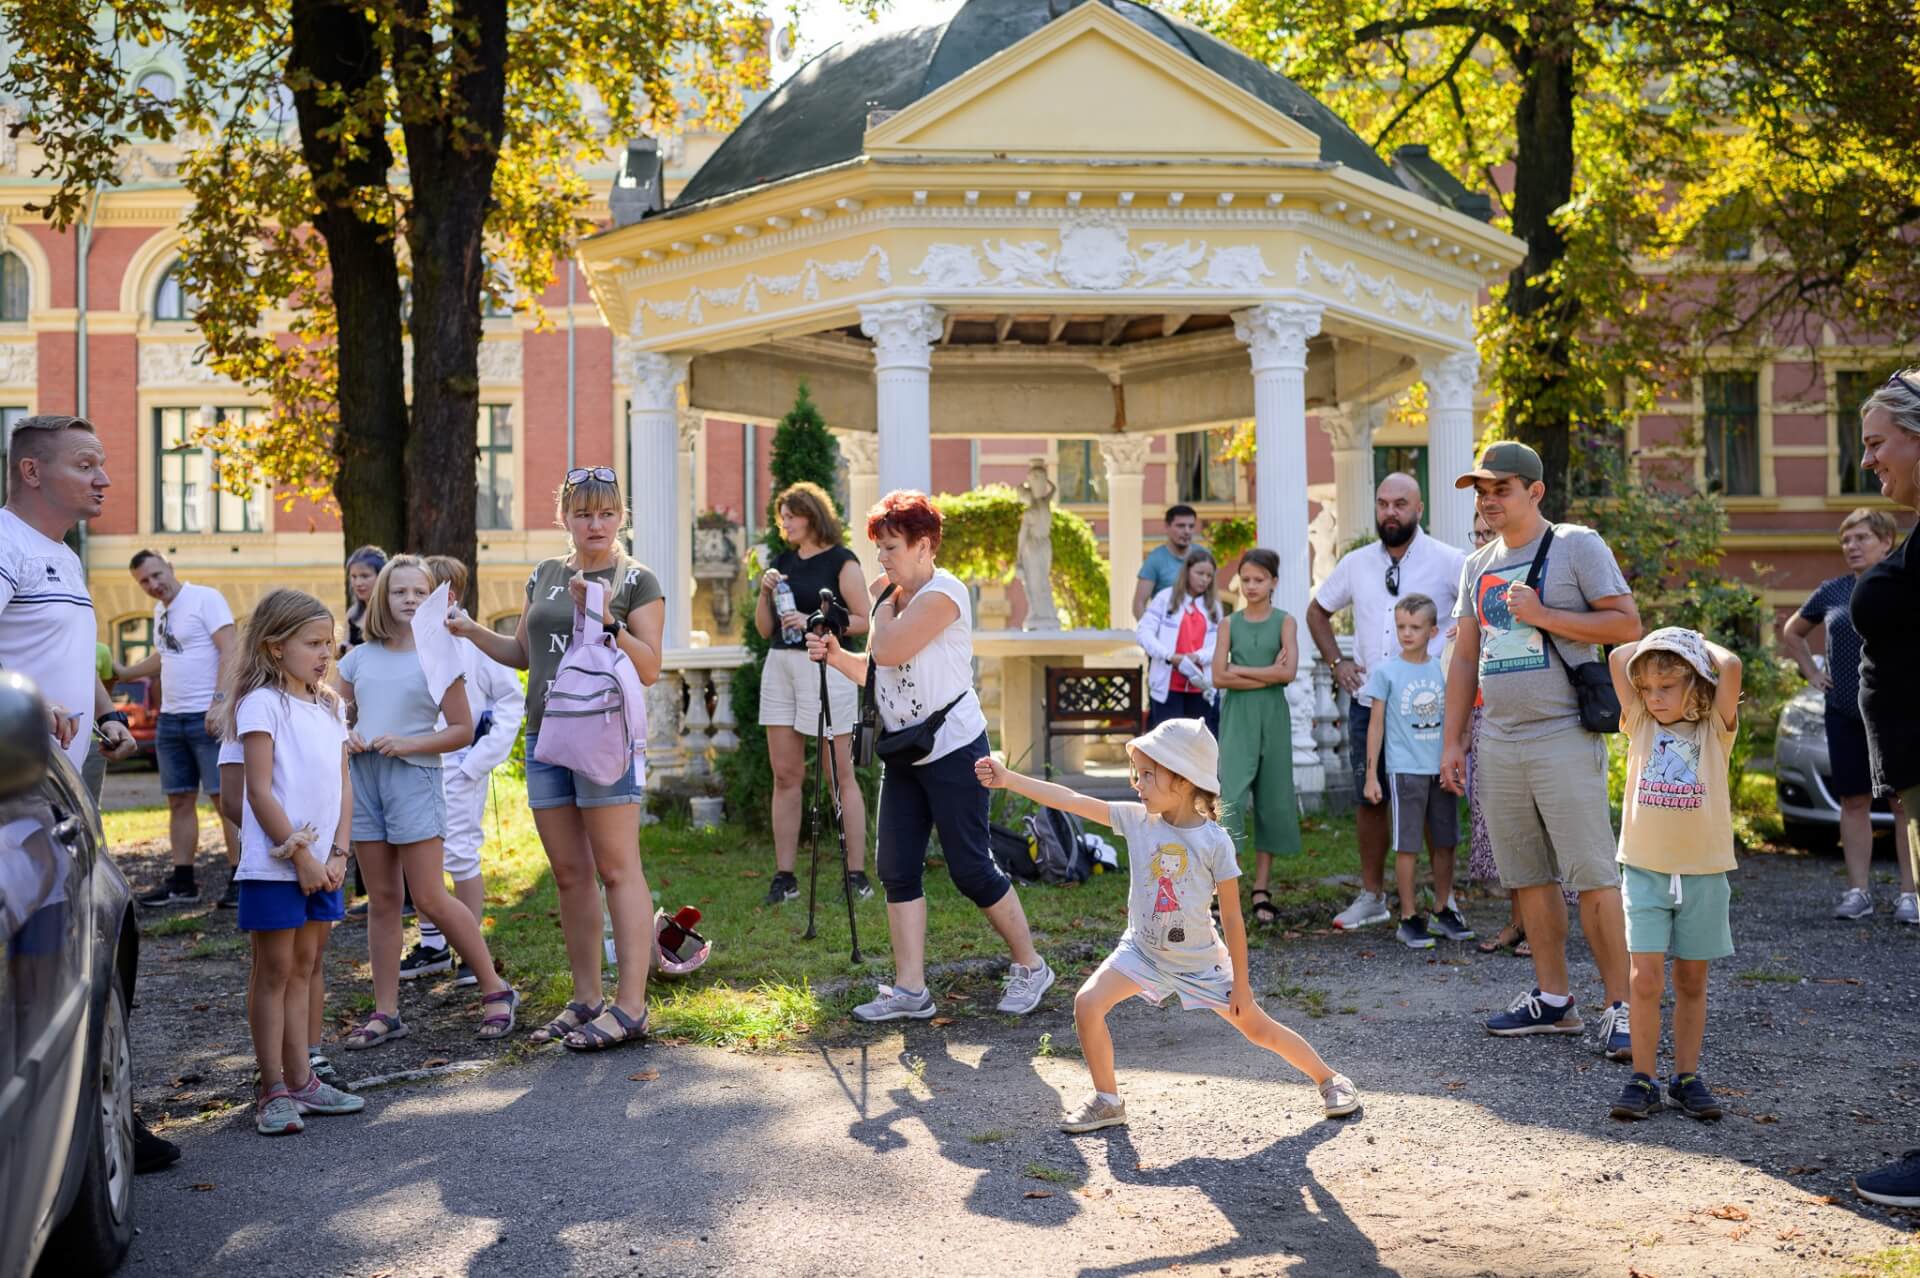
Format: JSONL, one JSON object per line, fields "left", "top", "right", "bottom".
{"left": 1471, "top": 527, "right": 1494, "bottom": 546}
{"left": 564, "top": 466, "right": 618, "bottom": 487}
{"left": 1384, "top": 559, "right": 1401, "bottom": 597}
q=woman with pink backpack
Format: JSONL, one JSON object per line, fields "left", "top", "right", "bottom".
{"left": 449, "top": 466, "right": 664, "bottom": 1051}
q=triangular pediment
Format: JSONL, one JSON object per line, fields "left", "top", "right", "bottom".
{"left": 864, "top": 2, "right": 1322, "bottom": 164}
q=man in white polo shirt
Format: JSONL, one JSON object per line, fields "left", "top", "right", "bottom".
{"left": 120, "top": 550, "right": 239, "bottom": 909}
{"left": 1306, "top": 472, "right": 1466, "bottom": 933}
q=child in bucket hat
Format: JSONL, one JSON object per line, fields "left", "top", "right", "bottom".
{"left": 1604, "top": 626, "right": 1745, "bottom": 1123}
{"left": 976, "top": 717, "right": 1360, "bottom": 1133}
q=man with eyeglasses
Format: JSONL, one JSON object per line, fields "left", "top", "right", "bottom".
{"left": 1306, "top": 472, "right": 1466, "bottom": 932}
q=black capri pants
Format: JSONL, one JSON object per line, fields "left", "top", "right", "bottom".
{"left": 876, "top": 732, "right": 1011, "bottom": 909}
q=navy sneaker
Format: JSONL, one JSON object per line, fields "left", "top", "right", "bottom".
{"left": 1396, "top": 915, "right": 1436, "bottom": 949}
{"left": 1595, "top": 1001, "right": 1632, "bottom": 1061}
{"left": 1609, "top": 1073, "right": 1663, "bottom": 1121}
{"left": 1485, "top": 988, "right": 1585, "bottom": 1037}
{"left": 1665, "top": 1073, "right": 1722, "bottom": 1121}
{"left": 1855, "top": 1150, "right": 1920, "bottom": 1208}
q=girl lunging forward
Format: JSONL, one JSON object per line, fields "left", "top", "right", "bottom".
{"left": 227, "top": 589, "right": 364, "bottom": 1135}
{"left": 977, "top": 718, "right": 1358, "bottom": 1132}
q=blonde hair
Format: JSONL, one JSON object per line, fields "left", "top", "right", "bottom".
{"left": 424, "top": 554, "right": 469, "bottom": 600}
{"left": 219, "top": 588, "right": 339, "bottom": 739}
{"left": 1169, "top": 546, "right": 1222, "bottom": 622}
{"left": 1838, "top": 507, "right": 1898, "bottom": 545}
{"left": 363, "top": 554, "right": 432, "bottom": 643}
{"left": 1629, "top": 649, "right": 1717, "bottom": 723}
{"left": 1128, "top": 745, "right": 1223, "bottom": 822}
{"left": 554, "top": 471, "right": 630, "bottom": 549}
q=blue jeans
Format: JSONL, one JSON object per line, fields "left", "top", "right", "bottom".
{"left": 1148, "top": 689, "right": 1219, "bottom": 738}
{"left": 157, "top": 712, "right": 221, "bottom": 796}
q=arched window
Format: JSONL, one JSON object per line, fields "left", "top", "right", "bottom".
{"left": 153, "top": 262, "right": 198, "bottom": 322}
{"left": 134, "top": 69, "right": 177, "bottom": 103}
{"left": 0, "top": 252, "right": 27, "bottom": 322}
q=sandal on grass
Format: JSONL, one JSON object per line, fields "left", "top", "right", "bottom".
{"left": 477, "top": 987, "right": 520, "bottom": 1040}
{"left": 1477, "top": 923, "right": 1525, "bottom": 955}
{"left": 563, "top": 1004, "right": 649, "bottom": 1052}
{"left": 343, "top": 1011, "right": 407, "bottom": 1050}
{"left": 1251, "top": 889, "right": 1279, "bottom": 926}
{"left": 530, "top": 1000, "right": 604, "bottom": 1045}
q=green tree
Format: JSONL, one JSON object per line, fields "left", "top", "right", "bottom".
{"left": 2, "top": 0, "right": 766, "bottom": 574}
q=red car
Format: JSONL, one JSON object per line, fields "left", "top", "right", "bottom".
{"left": 109, "top": 678, "right": 159, "bottom": 764}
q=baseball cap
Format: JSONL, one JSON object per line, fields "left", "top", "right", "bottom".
{"left": 1454, "top": 441, "right": 1544, "bottom": 489}
{"left": 1630, "top": 626, "right": 1718, "bottom": 685}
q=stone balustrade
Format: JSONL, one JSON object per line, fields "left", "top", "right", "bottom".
{"left": 645, "top": 645, "right": 749, "bottom": 784}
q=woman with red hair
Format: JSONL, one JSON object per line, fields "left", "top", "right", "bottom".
{"left": 807, "top": 490, "right": 1055, "bottom": 1021}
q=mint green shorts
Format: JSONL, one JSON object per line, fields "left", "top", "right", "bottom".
{"left": 1620, "top": 864, "right": 1733, "bottom": 960}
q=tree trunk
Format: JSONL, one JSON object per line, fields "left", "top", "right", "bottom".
{"left": 289, "top": 0, "right": 409, "bottom": 571}
{"left": 397, "top": 0, "right": 510, "bottom": 608}
{"left": 1502, "top": 33, "right": 1580, "bottom": 521}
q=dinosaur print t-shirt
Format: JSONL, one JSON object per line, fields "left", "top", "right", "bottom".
{"left": 1615, "top": 697, "right": 1736, "bottom": 875}
{"left": 1107, "top": 802, "right": 1239, "bottom": 974}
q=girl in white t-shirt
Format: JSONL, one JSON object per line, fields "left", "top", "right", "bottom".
{"left": 978, "top": 717, "right": 1360, "bottom": 1133}
{"left": 221, "top": 588, "right": 364, "bottom": 1136}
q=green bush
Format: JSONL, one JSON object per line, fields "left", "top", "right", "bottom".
{"left": 935, "top": 486, "right": 1110, "bottom": 628}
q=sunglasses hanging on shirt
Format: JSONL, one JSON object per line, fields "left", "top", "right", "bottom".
{"left": 1384, "top": 558, "right": 1401, "bottom": 597}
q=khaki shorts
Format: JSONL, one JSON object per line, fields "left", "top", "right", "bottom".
{"left": 759, "top": 646, "right": 859, "bottom": 736}
{"left": 1476, "top": 729, "right": 1619, "bottom": 892}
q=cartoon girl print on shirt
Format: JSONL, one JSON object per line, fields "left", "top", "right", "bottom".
{"left": 1148, "top": 844, "right": 1190, "bottom": 946}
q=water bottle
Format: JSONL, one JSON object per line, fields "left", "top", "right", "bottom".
{"left": 774, "top": 578, "right": 802, "bottom": 645}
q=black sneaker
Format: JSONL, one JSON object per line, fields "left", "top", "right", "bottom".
{"left": 215, "top": 874, "right": 241, "bottom": 910}
{"left": 1396, "top": 915, "right": 1436, "bottom": 949}
{"left": 453, "top": 962, "right": 478, "bottom": 988}
{"left": 308, "top": 1051, "right": 341, "bottom": 1085}
{"left": 1430, "top": 906, "right": 1476, "bottom": 942}
{"left": 137, "top": 877, "right": 199, "bottom": 909}
{"left": 132, "top": 1113, "right": 181, "bottom": 1173}
{"left": 1665, "top": 1073, "right": 1723, "bottom": 1121}
{"left": 1855, "top": 1150, "right": 1920, "bottom": 1208}
{"left": 845, "top": 871, "right": 874, "bottom": 900}
{"left": 1610, "top": 1073, "right": 1663, "bottom": 1121}
{"left": 398, "top": 943, "right": 453, "bottom": 980}
{"left": 345, "top": 898, "right": 369, "bottom": 919}
{"left": 765, "top": 872, "right": 800, "bottom": 905}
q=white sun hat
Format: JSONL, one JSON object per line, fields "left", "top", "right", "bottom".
{"left": 1631, "top": 626, "right": 1719, "bottom": 685}
{"left": 1126, "top": 716, "right": 1221, "bottom": 795}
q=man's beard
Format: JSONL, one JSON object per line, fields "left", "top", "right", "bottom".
{"left": 1377, "top": 518, "right": 1416, "bottom": 549}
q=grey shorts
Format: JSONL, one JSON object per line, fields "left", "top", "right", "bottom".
{"left": 1476, "top": 730, "right": 1618, "bottom": 892}
{"left": 1098, "top": 936, "right": 1234, "bottom": 1012}
{"left": 1387, "top": 773, "right": 1459, "bottom": 854}
{"left": 350, "top": 752, "right": 448, "bottom": 846}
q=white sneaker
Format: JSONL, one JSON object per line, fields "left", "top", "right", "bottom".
{"left": 997, "top": 959, "right": 1055, "bottom": 1015}
{"left": 852, "top": 984, "right": 936, "bottom": 1022}
{"left": 1895, "top": 893, "right": 1920, "bottom": 926}
{"left": 1059, "top": 1093, "right": 1127, "bottom": 1133}
{"left": 1319, "top": 1072, "right": 1360, "bottom": 1117}
{"left": 1834, "top": 888, "right": 1874, "bottom": 920}
{"left": 1332, "top": 890, "right": 1390, "bottom": 930}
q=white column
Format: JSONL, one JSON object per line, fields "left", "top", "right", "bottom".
{"left": 1232, "top": 302, "right": 1323, "bottom": 620}
{"left": 1099, "top": 434, "right": 1152, "bottom": 628}
{"left": 858, "top": 301, "right": 943, "bottom": 496}
{"left": 1423, "top": 351, "right": 1480, "bottom": 552}
{"left": 677, "top": 406, "right": 703, "bottom": 646}
{"left": 1323, "top": 399, "right": 1385, "bottom": 552}
{"left": 838, "top": 430, "right": 882, "bottom": 585}
{"left": 628, "top": 351, "right": 688, "bottom": 646}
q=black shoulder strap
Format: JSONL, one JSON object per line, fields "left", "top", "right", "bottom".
{"left": 864, "top": 584, "right": 898, "bottom": 694}
{"left": 1521, "top": 524, "right": 1562, "bottom": 672}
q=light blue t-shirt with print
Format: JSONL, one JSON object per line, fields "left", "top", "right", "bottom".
{"left": 1360, "top": 654, "right": 1448, "bottom": 775}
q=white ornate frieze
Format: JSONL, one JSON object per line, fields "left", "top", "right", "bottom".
{"left": 837, "top": 430, "right": 881, "bottom": 475}
{"left": 0, "top": 341, "right": 36, "bottom": 386}
{"left": 476, "top": 338, "right": 523, "bottom": 383}
{"left": 628, "top": 247, "right": 891, "bottom": 336}
{"left": 858, "top": 301, "right": 944, "bottom": 370}
{"left": 909, "top": 215, "right": 1275, "bottom": 293}
{"left": 1295, "top": 247, "right": 1467, "bottom": 328}
{"left": 138, "top": 341, "right": 237, "bottom": 388}
{"left": 629, "top": 351, "right": 688, "bottom": 411}
{"left": 1232, "top": 302, "right": 1322, "bottom": 371}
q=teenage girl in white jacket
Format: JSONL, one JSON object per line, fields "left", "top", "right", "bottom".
{"left": 1135, "top": 547, "right": 1223, "bottom": 736}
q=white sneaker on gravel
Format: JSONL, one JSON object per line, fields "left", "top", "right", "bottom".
{"left": 1319, "top": 1072, "right": 1360, "bottom": 1117}
{"left": 1332, "top": 890, "right": 1390, "bottom": 930}
{"left": 1895, "top": 893, "right": 1920, "bottom": 926}
{"left": 852, "top": 984, "right": 936, "bottom": 1022}
{"left": 1059, "top": 1093, "right": 1127, "bottom": 1133}
{"left": 290, "top": 1075, "right": 366, "bottom": 1116}
{"left": 1834, "top": 888, "right": 1874, "bottom": 920}
{"left": 997, "top": 959, "right": 1055, "bottom": 1015}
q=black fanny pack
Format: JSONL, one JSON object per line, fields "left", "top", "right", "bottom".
{"left": 1526, "top": 526, "right": 1623, "bottom": 735}
{"left": 875, "top": 691, "right": 968, "bottom": 766}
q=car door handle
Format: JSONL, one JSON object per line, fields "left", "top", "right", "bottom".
{"left": 52, "top": 815, "right": 84, "bottom": 846}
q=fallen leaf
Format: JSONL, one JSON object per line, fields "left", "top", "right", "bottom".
{"left": 1776, "top": 1228, "right": 1803, "bottom": 1241}
{"left": 1282, "top": 930, "right": 1303, "bottom": 940}
{"left": 1707, "top": 1205, "right": 1749, "bottom": 1221}
{"left": 191, "top": 1183, "right": 216, "bottom": 1192}
{"left": 931, "top": 1016, "right": 955, "bottom": 1027}
{"left": 1023, "top": 1190, "right": 1053, "bottom": 1199}
{"left": 1806, "top": 1194, "right": 1838, "bottom": 1205}
{"left": 481, "top": 916, "right": 495, "bottom": 928}
{"left": 1358, "top": 951, "right": 1375, "bottom": 959}
{"left": 738, "top": 870, "right": 759, "bottom": 878}
{"left": 629, "top": 1069, "right": 660, "bottom": 1082}
{"left": 1751, "top": 1113, "right": 1779, "bottom": 1125}
{"left": 1812, "top": 977, "right": 1861, "bottom": 985}
{"left": 421, "top": 1057, "right": 450, "bottom": 1069}
{"left": 192, "top": 1003, "right": 210, "bottom": 1012}
{"left": 1784, "top": 1166, "right": 1821, "bottom": 1175}
{"left": 1444, "top": 1081, "right": 1466, "bottom": 1091}
{"left": 1628, "top": 1269, "right": 1661, "bottom": 1278}
{"left": 1727, "top": 1226, "right": 1750, "bottom": 1241}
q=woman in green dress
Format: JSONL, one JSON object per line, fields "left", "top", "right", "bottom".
{"left": 1210, "top": 548, "right": 1300, "bottom": 925}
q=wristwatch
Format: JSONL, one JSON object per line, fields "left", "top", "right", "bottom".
{"left": 328, "top": 844, "right": 346, "bottom": 858}
{"left": 98, "top": 710, "right": 130, "bottom": 728}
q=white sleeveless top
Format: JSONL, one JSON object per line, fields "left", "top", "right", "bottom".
{"left": 874, "top": 569, "right": 985, "bottom": 765}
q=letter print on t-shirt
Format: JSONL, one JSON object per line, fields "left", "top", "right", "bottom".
{"left": 1400, "top": 677, "right": 1444, "bottom": 736}
{"left": 1639, "top": 727, "right": 1705, "bottom": 810}
{"left": 1474, "top": 562, "right": 1548, "bottom": 676}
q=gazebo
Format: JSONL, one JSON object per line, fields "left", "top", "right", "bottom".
{"left": 578, "top": 0, "right": 1525, "bottom": 789}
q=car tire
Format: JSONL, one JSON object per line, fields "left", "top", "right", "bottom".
{"left": 40, "top": 972, "right": 135, "bottom": 1276}
{"left": 1781, "top": 818, "right": 1837, "bottom": 853}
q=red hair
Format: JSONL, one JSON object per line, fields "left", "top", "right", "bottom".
{"left": 866, "top": 489, "right": 943, "bottom": 553}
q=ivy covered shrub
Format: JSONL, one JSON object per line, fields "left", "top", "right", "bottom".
{"left": 934, "top": 486, "right": 1110, "bottom": 629}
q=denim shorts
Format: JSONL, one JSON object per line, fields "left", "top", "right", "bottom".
{"left": 157, "top": 712, "right": 222, "bottom": 796}
{"left": 524, "top": 730, "right": 644, "bottom": 811}
{"left": 1620, "top": 865, "right": 1733, "bottom": 961}
{"left": 237, "top": 880, "right": 346, "bottom": 932}
{"left": 349, "top": 752, "right": 447, "bottom": 844}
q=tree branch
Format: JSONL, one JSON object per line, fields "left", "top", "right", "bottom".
{"left": 1354, "top": 8, "right": 1524, "bottom": 62}
{"left": 1373, "top": 32, "right": 1480, "bottom": 147}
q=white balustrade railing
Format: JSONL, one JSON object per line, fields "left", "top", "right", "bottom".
{"left": 646, "top": 645, "right": 749, "bottom": 785}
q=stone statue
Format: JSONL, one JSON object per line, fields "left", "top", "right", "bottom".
{"left": 1018, "top": 457, "right": 1061, "bottom": 631}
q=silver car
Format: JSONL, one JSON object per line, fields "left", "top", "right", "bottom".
{"left": 1, "top": 672, "right": 141, "bottom": 1276}
{"left": 1774, "top": 684, "right": 1897, "bottom": 849}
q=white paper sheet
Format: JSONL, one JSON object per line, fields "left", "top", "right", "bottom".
{"left": 411, "top": 581, "right": 464, "bottom": 706}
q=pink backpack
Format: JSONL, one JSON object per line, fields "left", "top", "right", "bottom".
{"left": 532, "top": 580, "right": 648, "bottom": 786}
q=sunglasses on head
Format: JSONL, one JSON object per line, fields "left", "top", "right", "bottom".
{"left": 564, "top": 466, "right": 618, "bottom": 487}
{"left": 1884, "top": 370, "right": 1920, "bottom": 402}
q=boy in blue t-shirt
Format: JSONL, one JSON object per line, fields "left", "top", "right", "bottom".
{"left": 1361, "top": 594, "right": 1474, "bottom": 949}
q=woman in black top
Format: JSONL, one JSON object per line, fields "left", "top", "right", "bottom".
{"left": 753, "top": 482, "right": 871, "bottom": 905}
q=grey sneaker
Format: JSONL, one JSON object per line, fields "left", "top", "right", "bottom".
{"left": 1332, "top": 890, "right": 1390, "bottom": 930}
{"left": 1059, "top": 1093, "right": 1127, "bottom": 1133}
{"left": 290, "top": 1074, "right": 366, "bottom": 1116}
{"left": 852, "top": 984, "right": 936, "bottom": 1022}
{"left": 255, "top": 1091, "right": 305, "bottom": 1136}
{"left": 1834, "top": 887, "right": 1874, "bottom": 920}
{"left": 1319, "top": 1072, "right": 1360, "bottom": 1117}
{"left": 1895, "top": 893, "right": 1919, "bottom": 926}
{"left": 997, "top": 959, "right": 1055, "bottom": 1015}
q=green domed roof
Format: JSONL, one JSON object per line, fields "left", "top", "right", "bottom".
{"left": 671, "top": 0, "right": 1412, "bottom": 210}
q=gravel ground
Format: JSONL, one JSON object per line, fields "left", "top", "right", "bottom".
{"left": 119, "top": 837, "right": 1920, "bottom": 1277}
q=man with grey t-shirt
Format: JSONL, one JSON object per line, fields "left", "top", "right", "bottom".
{"left": 1438, "top": 442, "right": 1641, "bottom": 1051}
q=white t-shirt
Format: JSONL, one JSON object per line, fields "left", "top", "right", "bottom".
{"left": 233, "top": 688, "right": 348, "bottom": 882}
{"left": 1107, "top": 801, "right": 1240, "bottom": 972}
{"left": 1312, "top": 527, "right": 1466, "bottom": 705}
{"left": 217, "top": 737, "right": 244, "bottom": 766}
{"left": 0, "top": 508, "right": 98, "bottom": 771}
{"left": 873, "top": 569, "right": 987, "bottom": 766}
{"left": 154, "top": 582, "right": 235, "bottom": 713}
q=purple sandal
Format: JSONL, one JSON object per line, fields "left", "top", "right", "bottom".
{"left": 343, "top": 1011, "right": 408, "bottom": 1050}
{"left": 478, "top": 988, "right": 520, "bottom": 1040}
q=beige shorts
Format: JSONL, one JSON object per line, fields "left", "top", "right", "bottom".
{"left": 1476, "top": 729, "right": 1619, "bottom": 892}
{"left": 759, "top": 646, "right": 859, "bottom": 737}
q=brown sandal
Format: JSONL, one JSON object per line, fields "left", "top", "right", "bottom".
{"left": 1477, "top": 924, "right": 1525, "bottom": 955}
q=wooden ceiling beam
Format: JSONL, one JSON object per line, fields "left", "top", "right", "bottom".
{"left": 1046, "top": 314, "right": 1071, "bottom": 344}
{"left": 1100, "top": 314, "right": 1129, "bottom": 345}
{"left": 994, "top": 313, "right": 1016, "bottom": 343}
{"left": 1161, "top": 312, "right": 1190, "bottom": 339}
